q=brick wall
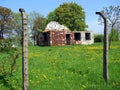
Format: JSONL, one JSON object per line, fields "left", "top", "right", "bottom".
{"left": 38, "top": 30, "right": 94, "bottom": 46}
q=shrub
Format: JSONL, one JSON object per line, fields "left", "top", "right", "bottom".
{"left": 0, "top": 39, "right": 20, "bottom": 77}
{"left": 109, "top": 29, "right": 119, "bottom": 41}
{"left": 94, "top": 34, "right": 103, "bottom": 42}
{"left": 0, "top": 39, "right": 14, "bottom": 52}
{"left": 0, "top": 39, "right": 21, "bottom": 89}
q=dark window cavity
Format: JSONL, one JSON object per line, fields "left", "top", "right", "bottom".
{"left": 74, "top": 33, "right": 81, "bottom": 40}
{"left": 85, "top": 33, "right": 91, "bottom": 40}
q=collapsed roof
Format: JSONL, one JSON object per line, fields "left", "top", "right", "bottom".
{"left": 45, "top": 21, "right": 69, "bottom": 31}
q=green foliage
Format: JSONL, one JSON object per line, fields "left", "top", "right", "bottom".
{"left": 0, "top": 39, "right": 20, "bottom": 74}
{"left": 109, "top": 29, "right": 119, "bottom": 41}
{"left": 13, "top": 13, "right": 22, "bottom": 36}
{"left": 45, "top": 11, "right": 56, "bottom": 26}
{"left": 0, "top": 39, "right": 20, "bottom": 89}
{"left": 46, "top": 11, "right": 56, "bottom": 23}
{"left": 29, "top": 11, "right": 46, "bottom": 31}
{"left": 0, "top": 6, "right": 14, "bottom": 38}
{"left": 29, "top": 11, "right": 46, "bottom": 45}
{"left": 33, "top": 17, "right": 46, "bottom": 31}
{"left": 0, "top": 39, "right": 13, "bottom": 52}
{"left": 46, "top": 2, "right": 87, "bottom": 31}
{"left": 94, "top": 34, "right": 103, "bottom": 42}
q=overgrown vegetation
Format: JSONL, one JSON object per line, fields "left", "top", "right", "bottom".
{"left": 0, "top": 39, "right": 20, "bottom": 90}
{"left": 94, "top": 30, "right": 119, "bottom": 43}
{"left": 94, "top": 34, "right": 103, "bottom": 42}
{"left": 109, "top": 29, "right": 119, "bottom": 41}
{"left": 0, "top": 42, "right": 120, "bottom": 90}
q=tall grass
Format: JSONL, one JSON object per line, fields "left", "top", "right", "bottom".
{"left": 0, "top": 42, "right": 120, "bottom": 90}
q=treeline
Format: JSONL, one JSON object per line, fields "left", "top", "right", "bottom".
{"left": 94, "top": 29, "right": 119, "bottom": 42}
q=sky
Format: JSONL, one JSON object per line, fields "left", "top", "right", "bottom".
{"left": 0, "top": 0, "right": 119, "bottom": 34}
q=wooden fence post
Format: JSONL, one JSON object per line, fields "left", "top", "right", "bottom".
{"left": 19, "top": 8, "right": 28, "bottom": 90}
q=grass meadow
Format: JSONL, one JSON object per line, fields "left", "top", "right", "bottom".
{"left": 0, "top": 42, "right": 120, "bottom": 90}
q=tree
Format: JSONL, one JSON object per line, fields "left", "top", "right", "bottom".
{"left": 11, "top": 13, "right": 23, "bottom": 45}
{"left": 29, "top": 11, "right": 43, "bottom": 30}
{"left": 98, "top": 6, "right": 120, "bottom": 48}
{"left": 13, "top": 13, "right": 22, "bottom": 37}
{"left": 46, "top": 2, "right": 87, "bottom": 31}
{"left": 29, "top": 11, "right": 45, "bottom": 45}
{"left": 115, "top": 20, "right": 120, "bottom": 40}
{"left": 0, "top": 6, "right": 14, "bottom": 39}
{"left": 33, "top": 17, "right": 46, "bottom": 31}
{"left": 33, "top": 17, "right": 46, "bottom": 45}
{"left": 109, "top": 29, "right": 119, "bottom": 41}
{"left": 46, "top": 11, "right": 56, "bottom": 25}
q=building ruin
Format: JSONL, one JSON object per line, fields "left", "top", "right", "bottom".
{"left": 37, "top": 21, "right": 94, "bottom": 46}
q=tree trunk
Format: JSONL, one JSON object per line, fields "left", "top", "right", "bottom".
{"left": 0, "top": 25, "right": 4, "bottom": 39}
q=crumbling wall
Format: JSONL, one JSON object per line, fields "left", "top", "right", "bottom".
{"left": 49, "top": 30, "right": 74, "bottom": 46}
{"left": 38, "top": 21, "right": 94, "bottom": 46}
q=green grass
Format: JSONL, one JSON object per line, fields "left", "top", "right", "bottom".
{"left": 0, "top": 41, "right": 120, "bottom": 90}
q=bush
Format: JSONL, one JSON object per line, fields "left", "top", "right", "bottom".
{"left": 109, "top": 29, "right": 119, "bottom": 41}
{"left": 0, "top": 39, "right": 21, "bottom": 89}
{"left": 94, "top": 34, "right": 103, "bottom": 42}
{"left": 0, "top": 39, "right": 12, "bottom": 52}
{"left": 0, "top": 39, "right": 20, "bottom": 79}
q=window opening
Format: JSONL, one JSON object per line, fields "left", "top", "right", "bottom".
{"left": 85, "top": 33, "right": 91, "bottom": 40}
{"left": 74, "top": 33, "right": 81, "bottom": 40}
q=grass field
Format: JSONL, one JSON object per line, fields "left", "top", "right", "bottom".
{"left": 0, "top": 42, "right": 120, "bottom": 90}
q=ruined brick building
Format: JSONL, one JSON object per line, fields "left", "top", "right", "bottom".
{"left": 37, "top": 21, "right": 94, "bottom": 46}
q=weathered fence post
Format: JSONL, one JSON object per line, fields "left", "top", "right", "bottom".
{"left": 19, "top": 8, "right": 28, "bottom": 90}
{"left": 96, "top": 12, "right": 109, "bottom": 83}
